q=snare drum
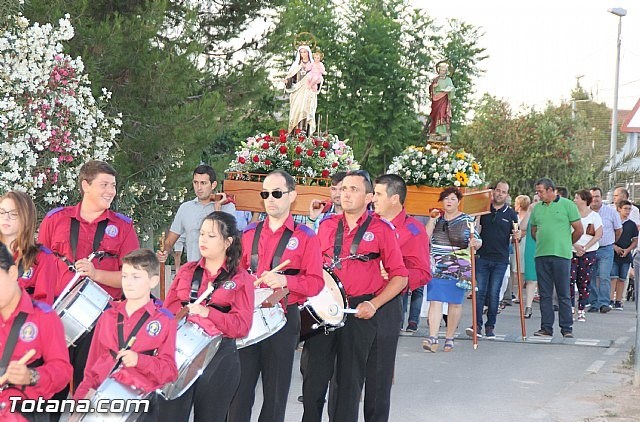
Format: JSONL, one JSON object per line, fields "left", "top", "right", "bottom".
{"left": 73, "top": 377, "right": 148, "bottom": 421}
{"left": 54, "top": 278, "right": 112, "bottom": 347}
{"left": 236, "top": 288, "right": 286, "bottom": 349}
{"left": 299, "top": 268, "right": 348, "bottom": 341}
{"left": 159, "top": 320, "right": 222, "bottom": 400}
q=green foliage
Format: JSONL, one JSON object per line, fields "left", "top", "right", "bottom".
{"left": 456, "top": 95, "right": 596, "bottom": 196}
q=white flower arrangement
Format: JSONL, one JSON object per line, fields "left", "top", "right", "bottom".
{"left": 0, "top": 14, "right": 119, "bottom": 208}
{"left": 387, "top": 146, "right": 485, "bottom": 187}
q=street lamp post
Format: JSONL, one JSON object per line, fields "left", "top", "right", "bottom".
{"left": 608, "top": 7, "right": 626, "bottom": 184}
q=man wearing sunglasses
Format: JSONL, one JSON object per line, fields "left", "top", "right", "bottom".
{"left": 465, "top": 181, "right": 519, "bottom": 339}
{"left": 302, "top": 170, "right": 408, "bottom": 422}
{"left": 229, "top": 170, "right": 324, "bottom": 422}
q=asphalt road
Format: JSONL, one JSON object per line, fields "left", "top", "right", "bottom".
{"left": 249, "top": 299, "right": 638, "bottom": 422}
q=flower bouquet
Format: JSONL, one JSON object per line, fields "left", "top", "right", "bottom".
{"left": 225, "top": 130, "right": 359, "bottom": 213}
{"left": 387, "top": 145, "right": 490, "bottom": 216}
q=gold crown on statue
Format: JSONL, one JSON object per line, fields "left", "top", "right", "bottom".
{"left": 293, "top": 32, "right": 317, "bottom": 50}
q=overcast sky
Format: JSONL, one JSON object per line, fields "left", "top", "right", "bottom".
{"left": 415, "top": 0, "right": 640, "bottom": 112}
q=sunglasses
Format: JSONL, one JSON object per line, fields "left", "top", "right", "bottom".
{"left": 260, "top": 190, "right": 291, "bottom": 199}
{"left": 346, "top": 170, "right": 372, "bottom": 185}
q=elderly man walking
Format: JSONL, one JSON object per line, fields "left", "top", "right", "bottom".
{"left": 530, "top": 178, "right": 583, "bottom": 338}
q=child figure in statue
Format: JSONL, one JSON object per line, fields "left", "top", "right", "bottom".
{"left": 306, "top": 50, "right": 326, "bottom": 93}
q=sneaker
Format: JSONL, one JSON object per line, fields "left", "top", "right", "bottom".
{"left": 534, "top": 329, "right": 552, "bottom": 337}
{"left": 465, "top": 326, "right": 482, "bottom": 338}
{"left": 562, "top": 331, "right": 574, "bottom": 338}
{"left": 406, "top": 322, "right": 418, "bottom": 332}
{"left": 614, "top": 301, "right": 623, "bottom": 311}
{"left": 501, "top": 300, "right": 512, "bottom": 307}
{"left": 577, "top": 311, "right": 586, "bottom": 322}
{"left": 587, "top": 307, "right": 599, "bottom": 313}
{"left": 485, "top": 327, "right": 496, "bottom": 339}
{"left": 610, "top": 300, "right": 615, "bottom": 307}
{"left": 600, "top": 305, "right": 611, "bottom": 313}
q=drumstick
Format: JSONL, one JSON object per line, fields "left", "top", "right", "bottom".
{"left": 109, "top": 336, "right": 137, "bottom": 375}
{"left": 175, "top": 282, "right": 216, "bottom": 321}
{"left": 0, "top": 349, "right": 36, "bottom": 385}
{"left": 254, "top": 259, "right": 291, "bottom": 287}
{"left": 342, "top": 309, "right": 359, "bottom": 314}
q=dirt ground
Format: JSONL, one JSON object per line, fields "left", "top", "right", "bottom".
{"left": 585, "top": 365, "right": 640, "bottom": 422}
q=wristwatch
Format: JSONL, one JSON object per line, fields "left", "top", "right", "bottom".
{"left": 28, "top": 369, "right": 40, "bottom": 386}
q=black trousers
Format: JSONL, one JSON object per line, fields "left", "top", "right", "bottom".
{"left": 227, "top": 305, "right": 300, "bottom": 422}
{"left": 364, "top": 295, "right": 402, "bottom": 422}
{"left": 157, "top": 337, "right": 239, "bottom": 422}
{"left": 50, "top": 330, "right": 94, "bottom": 422}
{"left": 302, "top": 294, "right": 377, "bottom": 422}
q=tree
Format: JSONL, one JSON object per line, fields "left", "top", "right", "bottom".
{"left": 457, "top": 95, "right": 596, "bottom": 195}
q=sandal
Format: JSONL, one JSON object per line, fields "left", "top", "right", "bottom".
{"left": 422, "top": 336, "right": 439, "bottom": 353}
{"left": 443, "top": 338, "right": 455, "bottom": 352}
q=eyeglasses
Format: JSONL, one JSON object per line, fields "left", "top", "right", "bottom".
{"left": 0, "top": 209, "right": 19, "bottom": 220}
{"left": 260, "top": 190, "right": 291, "bottom": 200}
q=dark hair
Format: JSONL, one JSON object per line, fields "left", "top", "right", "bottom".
{"left": 535, "top": 177, "right": 555, "bottom": 191}
{"left": 374, "top": 174, "right": 407, "bottom": 204}
{"left": 193, "top": 165, "right": 217, "bottom": 183}
{"left": 122, "top": 249, "right": 160, "bottom": 277}
{"left": 615, "top": 187, "right": 630, "bottom": 199}
{"left": 79, "top": 160, "right": 117, "bottom": 195}
{"left": 438, "top": 187, "right": 462, "bottom": 202}
{"left": 590, "top": 186, "right": 603, "bottom": 195}
{"left": 268, "top": 170, "right": 296, "bottom": 192}
{"left": 201, "top": 211, "right": 242, "bottom": 278}
{"left": 556, "top": 186, "right": 569, "bottom": 198}
{"left": 346, "top": 170, "right": 373, "bottom": 194}
{"left": 575, "top": 189, "right": 592, "bottom": 206}
{"left": 0, "top": 191, "right": 39, "bottom": 270}
{"left": 0, "top": 242, "right": 16, "bottom": 272}
{"left": 331, "top": 171, "right": 347, "bottom": 186}
{"left": 617, "top": 199, "right": 632, "bottom": 209}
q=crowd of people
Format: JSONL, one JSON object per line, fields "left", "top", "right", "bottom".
{"left": 0, "top": 158, "right": 637, "bottom": 422}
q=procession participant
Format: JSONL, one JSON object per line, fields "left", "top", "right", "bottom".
{"left": 0, "top": 242, "right": 72, "bottom": 422}
{"left": 367, "top": 173, "right": 430, "bottom": 421}
{"left": 306, "top": 171, "right": 346, "bottom": 232}
{"left": 228, "top": 170, "right": 324, "bottom": 422}
{"left": 0, "top": 191, "right": 72, "bottom": 305}
{"left": 158, "top": 212, "right": 254, "bottom": 422}
{"left": 38, "top": 160, "right": 139, "bottom": 407}
{"left": 157, "top": 165, "right": 236, "bottom": 265}
{"left": 302, "top": 170, "right": 408, "bottom": 422}
{"left": 73, "top": 249, "right": 177, "bottom": 421}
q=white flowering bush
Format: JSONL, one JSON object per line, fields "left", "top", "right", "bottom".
{"left": 226, "top": 129, "right": 359, "bottom": 185}
{"left": 387, "top": 146, "right": 485, "bottom": 187}
{"left": 0, "top": 14, "right": 119, "bottom": 210}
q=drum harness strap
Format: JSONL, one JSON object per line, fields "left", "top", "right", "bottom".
{"left": 109, "top": 311, "right": 153, "bottom": 360}
{"left": 331, "top": 215, "right": 380, "bottom": 271}
{"left": 55, "top": 219, "right": 113, "bottom": 272}
{"left": 187, "top": 267, "right": 232, "bottom": 314}
{"left": 250, "top": 221, "right": 302, "bottom": 308}
{"left": 0, "top": 310, "right": 44, "bottom": 394}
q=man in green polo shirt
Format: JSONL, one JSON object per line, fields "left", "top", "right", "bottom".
{"left": 530, "top": 177, "right": 583, "bottom": 338}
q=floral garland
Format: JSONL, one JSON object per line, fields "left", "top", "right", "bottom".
{"left": 387, "top": 145, "right": 485, "bottom": 187}
{"left": 226, "top": 129, "right": 359, "bottom": 184}
{"left": 0, "top": 14, "right": 119, "bottom": 209}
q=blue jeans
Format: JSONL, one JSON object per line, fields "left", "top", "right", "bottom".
{"left": 536, "top": 256, "right": 572, "bottom": 334}
{"left": 474, "top": 257, "right": 508, "bottom": 330}
{"left": 590, "top": 244, "right": 614, "bottom": 308}
{"left": 401, "top": 287, "right": 423, "bottom": 326}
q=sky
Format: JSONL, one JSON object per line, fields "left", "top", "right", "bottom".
{"left": 413, "top": 0, "right": 640, "bottom": 112}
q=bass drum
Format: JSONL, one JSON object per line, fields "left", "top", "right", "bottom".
{"left": 299, "top": 267, "right": 348, "bottom": 342}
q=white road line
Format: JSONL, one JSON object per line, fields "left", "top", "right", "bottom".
{"left": 614, "top": 336, "right": 630, "bottom": 345}
{"left": 603, "top": 347, "right": 619, "bottom": 356}
{"left": 586, "top": 360, "right": 606, "bottom": 374}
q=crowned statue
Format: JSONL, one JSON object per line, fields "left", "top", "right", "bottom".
{"left": 284, "top": 33, "right": 326, "bottom": 136}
